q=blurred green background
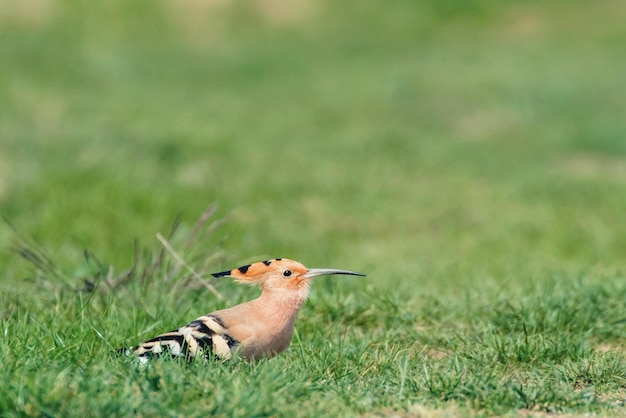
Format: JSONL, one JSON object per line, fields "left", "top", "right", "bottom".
{"left": 1, "top": 0, "right": 625, "bottom": 295}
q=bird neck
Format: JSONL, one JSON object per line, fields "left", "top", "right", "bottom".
{"left": 254, "top": 285, "right": 310, "bottom": 324}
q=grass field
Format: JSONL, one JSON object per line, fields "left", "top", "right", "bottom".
{"left": 1, "top": 0, "right": 626, "bottom": 416}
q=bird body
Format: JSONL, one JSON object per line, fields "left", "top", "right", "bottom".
{"left": 129, "top": 258, "right": 364, "bottom": 362}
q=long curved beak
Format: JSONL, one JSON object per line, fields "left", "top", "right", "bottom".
{"left": 302, "top": 268, "right": 366, "bottom": 279}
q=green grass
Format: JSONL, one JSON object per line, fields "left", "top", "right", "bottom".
{"left": 1, "top": 0, "right": 626, "bottom": 416}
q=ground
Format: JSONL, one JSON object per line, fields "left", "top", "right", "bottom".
{"left": 0, "top": 0, "right": 625, "bottom": 416}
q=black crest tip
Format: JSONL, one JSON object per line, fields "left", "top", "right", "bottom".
{"left": 211, "top": 270, "right": 232, "bottom": 278}
{"left": 237, "top": 264, "right": 251, "bottom": 274}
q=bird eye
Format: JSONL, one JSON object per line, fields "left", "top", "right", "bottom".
{"left": 283, "top": 270, "right": 292, "bottom": 277}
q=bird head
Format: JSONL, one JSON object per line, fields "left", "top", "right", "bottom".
{"left": 211, "top": 258, "right": 365, "bottom": 294}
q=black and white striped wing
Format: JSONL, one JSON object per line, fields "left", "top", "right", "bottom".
{"left": 130, "top": 315, "right": 240, "bottom": 363}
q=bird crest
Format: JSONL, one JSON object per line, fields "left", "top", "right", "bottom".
{"left": 212, "top": 258, "right": 300, "bottom": 279}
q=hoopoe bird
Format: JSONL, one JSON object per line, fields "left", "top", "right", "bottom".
{"left": 128, "top": 258, "right": 365, "bottom": 362}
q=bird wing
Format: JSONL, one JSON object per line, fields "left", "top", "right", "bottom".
{"left": 130, "top": 314, "right": 240, "bottom": 362}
